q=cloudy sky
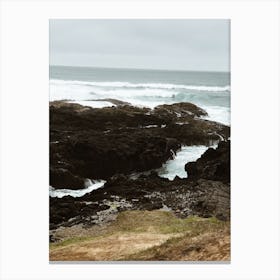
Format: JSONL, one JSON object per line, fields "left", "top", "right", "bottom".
{"left": 50, "top": 19, "right": 230, "bottom": 72}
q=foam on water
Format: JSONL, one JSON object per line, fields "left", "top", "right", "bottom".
{"left": 157, "top": 144, "right": 218, "bottom": 180}
{"left": 68, "top": 100, "right": 115, "bottom": 108}
{"left": 129, "top": 144, "right": 218, "bottom": 181}
{"left": 50, "top": 80, "right": 176, "bottom": 101}
{"left": 51, "top": 79, "right": 230, "bottom": 92}
{"left": 50, "top": 78, "right": 231, "bottom": 125}
{"left": 200, "top": 105, "right": 230, "bottom": 126}
{"left": 49, "top": 179, "right": 106, "bottom": 198}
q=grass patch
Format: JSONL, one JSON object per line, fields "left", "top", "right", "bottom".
{"left": 50, "top": 236, "right": 94, "bottom": 249}
{"left": 107, "top": 210, "right": 225, "bottom": 235}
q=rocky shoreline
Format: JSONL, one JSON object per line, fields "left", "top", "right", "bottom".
{"left": 49, "top": 101, "right": 230, "bottom": 242}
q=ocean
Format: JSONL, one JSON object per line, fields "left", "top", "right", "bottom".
{"left": 50, "top": 65, "right": 230, "bottom": 125}
{"left": 49, "top": 65, "right": 230, "bottom": 197}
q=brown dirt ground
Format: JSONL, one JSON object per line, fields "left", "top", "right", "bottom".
{"left": 49, "top": 210, "right": 230, "bottom": 261}
{"left": 50, "top": 232, "right": 181, "bottom": 261}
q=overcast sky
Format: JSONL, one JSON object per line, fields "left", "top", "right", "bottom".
{"left": 50, "top": 19, "right": 230, "bottom": 72}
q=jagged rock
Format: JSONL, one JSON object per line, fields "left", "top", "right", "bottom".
{"left": 153, "top": 102, "right": 208, "bottom": 119}
{"left": 49, "top": 101, "right": 230, "bottom": 229}
{"left": 50, "top": 175, "right": 230, "bottom": 229}
{"left": 50, "top": 101, "right": 229, "bottom": 186}
{"left": 185, "top": 141, "right": 230, "bottom": 183}
{"left": 50, "top": 167, "right": 85, "bottom": 189}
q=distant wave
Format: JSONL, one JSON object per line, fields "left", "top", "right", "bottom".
{"left": 49, "top": 78, "right": 231, "bottom": 125}
{"left": 50, "top": 79, "right": 230, "bottom": 92}
{"left": 50, "top": 79, "right": 177, "bottom": 101}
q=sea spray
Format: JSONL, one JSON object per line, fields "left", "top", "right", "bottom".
{"left": 49, "top": 179, "right": 106, "bottom": 198}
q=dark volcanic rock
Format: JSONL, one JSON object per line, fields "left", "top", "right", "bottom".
{"left": 50, "top": 167, "right": 85, "bottom": 189}
{"left": 153, "top": 102, "right": 208, "bottom": 119}
{"left": 50, "top": 101, "right": 229, "bottom": 187}
{"left": 49, "top": 196, "right": 82, "bottom": 225}
{"left": 49, "top": 101, "right": 231, "bottom": 233}
{"left": 185, "top": 141, "right": 230, "bottom": 183}
{"left": 49, "top": 174, "right": 230, "bottom": 229}
{"left": 67, "top": 132, "right": 180, "bottom": 178}
{"left": 157, "top": 121, "right": 227, "bottom": 146}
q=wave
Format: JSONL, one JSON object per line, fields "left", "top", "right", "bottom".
{"left": 157, "top": 144, "right": 218, "bottom": 180}
{"left": 199, "top": 105, "right": 231, "bottom": 126}
{"left": 91, "top": 88, "right": 175, "bottom": 98}
{"left": 130, "top": 144, "right": 219, "bottom": 181}
{"left": 49, "top": 79, "right": 177, "bottom": 103}
{"left": 49, "top": 179, "right": 106, "bottom": 198}
{"left": 49, "top": 78, "right": 231, "bottom": 125}
{"left": 50, "top": 79, "right": 230, "bottom": 92}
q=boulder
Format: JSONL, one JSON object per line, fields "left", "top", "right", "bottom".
{"left": 185, "top": 141, "right": 230, "bottom": 183}
{"left": 50, "top": 167, "right": 85, "bottom": 189}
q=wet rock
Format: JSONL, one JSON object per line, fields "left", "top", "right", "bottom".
{"left": 157, "top": 121, "right": 229, "bottom": 146}
{"left": 49, "top": 101, "right": 230, "bottom": 229}
{"left": 49, "top": 234, "right": 60, "bottom": 243}
{"left": 153, "top": 102, "right": 208, "bottom": 119}
{"left": 185, "top": 141, "right": 230, "bottom": 183}
{"left": 50, "top": 101, "right": 229, "bottom": 187}
{"left": 50, "top": 197, "right": 83, "bottom": 225}
{"left": 49, "top": 175, "right": 230, "bottom": 229}
{"left": 50, "top": 167, "right": 85, "bottom": 189}
{"left": 138, "top": 201, "right": 163, "bottom": 211}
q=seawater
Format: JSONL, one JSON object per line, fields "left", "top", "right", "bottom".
{"left": 49, "top": 179, "right": 106, "bottom": 198}
{"left": 50, "top": 65, "right": 230, "bottom": 125}
{"left": 157, "top": 144, "right": 218, "bottom": 180}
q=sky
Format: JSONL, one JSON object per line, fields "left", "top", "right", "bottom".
{"left": 50, "top": 19, "right": 230, "bottom": 72}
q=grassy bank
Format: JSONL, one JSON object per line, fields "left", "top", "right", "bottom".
{"left": 50, "top": 210, "right": 230, "bottom": 261}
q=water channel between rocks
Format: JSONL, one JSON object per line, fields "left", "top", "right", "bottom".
{"left": 49, "top": 144, "right": 218, "bottom": 198}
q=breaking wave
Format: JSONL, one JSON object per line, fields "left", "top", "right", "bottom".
{"left": 50, "top": 79, "right": 230, "bottom": 92}
{"left": 49, "top": 78, "right": 230, "bottom": 125}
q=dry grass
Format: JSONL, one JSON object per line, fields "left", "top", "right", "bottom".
{"left": 50, "top": 210, "right": 230, "bottom": 261}
{"left": 50, "top": 232, "right": 179, "bottom": 261}
{"left": 124, "top": 227, "right": 230, "bottom": 261}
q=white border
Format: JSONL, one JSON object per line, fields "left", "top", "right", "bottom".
{"left": 0, "top": 1, "right": 279, "bottom": 279}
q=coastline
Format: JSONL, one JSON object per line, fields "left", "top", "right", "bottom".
{"left": 49, "top": 100, "right": 230, "bottom": 261}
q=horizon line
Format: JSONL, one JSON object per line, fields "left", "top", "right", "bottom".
{"left": 49, "top": 64, "right": 230, "bottom": 74}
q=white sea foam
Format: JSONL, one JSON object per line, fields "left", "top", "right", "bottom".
{"left": 157, "top": 144, "right": 218, "bottom": 180}
{"left": 141, "top": 124, "right": 158, "bottom": 128}
{"left": 130, "top": 144, "right": 218, "bottom": 181}
{"left": 49, "top": 79, "right": 175, "bottom": 108}
{"left": 68, "top": 100, "right": 115, "bottom": 108}
{"left": 50, "top": 79, "right": 230, "bottom": 92}
{"left": 92, "top": 87, "right": 175, "bottom": 98}
{"left": 50, "top": 78, "right": 231, "bottom": 124}
{"left": 49, "top": 179, "right": 106, "bottom": 198}
{"left": 49, "top": 80, "right": 93, "bottom": 101}
{"left": 200, "top": 105, "right": 231, "bottom": 126}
